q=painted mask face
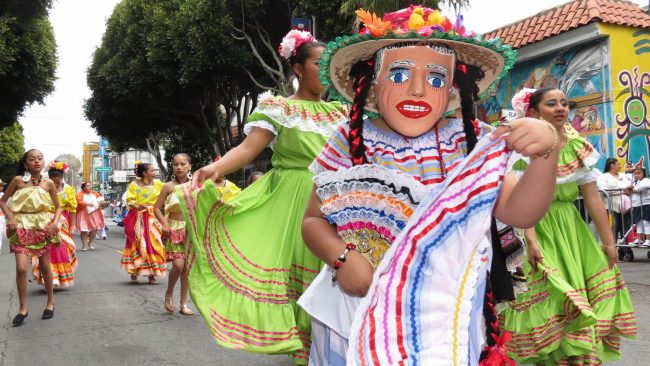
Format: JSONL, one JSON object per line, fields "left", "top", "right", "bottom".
{"left": 626, "top": 98, "right": 645, "bottom": 126}
{"left": 374, "top": 44, "right": 455, "bottom": 137}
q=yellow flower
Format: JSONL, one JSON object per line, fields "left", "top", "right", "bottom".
{"left": 134, "top": 160, "right": 142, "bottom": 166}
{"left": 426, "top": 10, "right": 445, "bottom": 26}
{"left": 407, "top": 7, "right": 425, "bottom": 30}
{"left": 56, "top": 162, "right": 64, "bottom": 170}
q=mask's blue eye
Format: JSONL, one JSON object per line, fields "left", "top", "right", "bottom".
{"left": 388, "top": 68, "right": 410, "bottom": 84}
{"left": 427, "top": 73, "right": 446, "bottom": 88}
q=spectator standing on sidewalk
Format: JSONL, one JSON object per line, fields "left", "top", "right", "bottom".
{"left": 597, "top": 158, "right": 632, "bottom": 258}
{"left": 629, "top": 167, "right": 650, "bottom": 246}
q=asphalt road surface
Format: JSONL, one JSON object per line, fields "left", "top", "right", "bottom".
{"left": 0, "top": 223, "right": 294, "bottom": 366}
{"left": 0, "top": 224, "right": 647, "bottom": 365}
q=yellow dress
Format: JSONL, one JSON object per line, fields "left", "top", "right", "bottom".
{"left": 164, "top": 191, "right": 187, "bottom": 260}
{"left": 215, "top": 180, "right": 241, "bottom": 202}
{"left": 32, "top": 184, "right": 78, "bottom": 286}
{"left": 120, "top": 180, "right": 166, "bottom": 277}
{"left": 8, "top": 186, "right": 61, "bottom": 257}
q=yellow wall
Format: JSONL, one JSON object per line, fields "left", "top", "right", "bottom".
{"left": 598, "top": 23, "right": 650, "bottom": 169}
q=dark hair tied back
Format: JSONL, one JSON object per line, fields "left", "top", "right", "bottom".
{"left": 15, "top": 149, "right": 39, "bottom": 177}
{"left": 453, "top": 61, "right": 484, "bottom": 154}
{"left": 289, "top": 41, "right": 326, "bottom": 67}
{"left": 527, "top": 86, "right": 556, "bottom": 114}
{"left": 134, "top": 162, "right": 152, "bottom": 179}
{"left": 347, "top": 58, "right": 376, "bottom": 166}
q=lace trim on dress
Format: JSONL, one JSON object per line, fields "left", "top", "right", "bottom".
{"left": 252, "top": 98, "right": 348, "bottom": 137}
{"left": 243, "top": 120, "right": 278, "bottom": 147}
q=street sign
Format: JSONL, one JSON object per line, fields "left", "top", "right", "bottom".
{"left": 291, "top": 18, "right": 312, "bottom": 33}
{"left": 95, "top": 167, "right": 112, "bottom": 172}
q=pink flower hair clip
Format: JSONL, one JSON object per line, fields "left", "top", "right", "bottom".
{"left": 278, "top": 30, "right": 315, "bottom": 60}
{"left": 511, "top": 88, "right": 536, "bottom": 118}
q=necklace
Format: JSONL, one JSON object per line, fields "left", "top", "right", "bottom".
{"left": 31, "top": 175, "right": 43, "bottom": 186}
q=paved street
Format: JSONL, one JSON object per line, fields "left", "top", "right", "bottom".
{"left": 0, "top": 223, "right": 293, "bottom": 366}
{"left": 0, "top": 224, "right": 648, "bottom": 365}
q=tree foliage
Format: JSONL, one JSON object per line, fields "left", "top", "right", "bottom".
{"left": 0, "top": 0, "right": 57, "bottom": 126}
{"left": 0, "top": 121, "right": 25, "bottom": 182}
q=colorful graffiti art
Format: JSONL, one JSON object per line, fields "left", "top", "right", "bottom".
{"left": 616, "top": 67, "right": 650, "bottom": 167}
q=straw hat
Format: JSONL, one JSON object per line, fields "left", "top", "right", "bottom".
{"left": 320, "top": 6, "right": 517, "bottom": 115}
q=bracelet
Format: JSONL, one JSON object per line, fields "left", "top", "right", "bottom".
{"left": 541, "top": 121, "right": 559, "bottom": 160}
{"left": 331, "top": 243, "right": 356, "bottom": 282}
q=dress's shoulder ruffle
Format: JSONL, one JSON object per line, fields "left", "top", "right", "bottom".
{"left": 246, "top": 96, "right": 348, "bottom": 138}
{"left": 557, "top": 125, "right": 600, "bottom": 184}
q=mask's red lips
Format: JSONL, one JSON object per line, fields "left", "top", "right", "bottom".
{"left": 397, "top": 100, "right": 432, "bottom": 119}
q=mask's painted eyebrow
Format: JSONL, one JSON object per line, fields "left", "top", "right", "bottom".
{"left": 425, "top": 65, "right": 448, "bottom": 74}
{"left": 387, "top": 60, "right": 415, "bottom": 69}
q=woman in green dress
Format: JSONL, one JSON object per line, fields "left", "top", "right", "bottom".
{"left": 502, "top": 87, "right": 637, "bottom": 364}
{"left": 178, "top": 30, "right": 348, "bottom": 364}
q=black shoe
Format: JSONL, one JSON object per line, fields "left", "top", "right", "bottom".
{"left": 12, "top": 312, "right": 28, "bottom": 326}
{"left": 42, "top": 308, "right": 54, "bottom": 320}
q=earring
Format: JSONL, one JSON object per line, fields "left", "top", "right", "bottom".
{"left": 187, "top": 172, "right": 192, "bottom": 180}
{"left": 21, "top": 171, "right": 31, "bottom": 182}
{"left": 297, "top": 74, "right": 302, "bottom": 81}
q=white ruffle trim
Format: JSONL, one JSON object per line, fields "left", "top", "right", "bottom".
{"left": 243, "top": 120, "right": 278, "bottom": 148}
{"left": 252, "top": 103, "right": 347, "bottom": 137}
{"left": 314, "top": 164, "right": 429, "bottom": 203}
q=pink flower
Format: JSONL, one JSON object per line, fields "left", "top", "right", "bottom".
{"left": 511, "top": 88, "right": 537, "bottom": 118}
{"left": 278, "top": 30, "right": 316, "bottom": 60}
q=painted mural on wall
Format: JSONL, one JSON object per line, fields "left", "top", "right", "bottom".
{"left": 479, "top": 40, "right": 611, "bottom": 165}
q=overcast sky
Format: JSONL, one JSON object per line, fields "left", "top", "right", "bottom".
{"left": 19, "top": 0, "right": 648, "bottom": 161}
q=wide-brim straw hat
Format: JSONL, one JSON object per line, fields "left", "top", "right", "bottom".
{"left": 320, "top": 6, "right": 517, "bottom": 115}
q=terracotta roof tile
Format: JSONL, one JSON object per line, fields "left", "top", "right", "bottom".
{"left": 484, "top": 0, "right": 650, "bottom": 49}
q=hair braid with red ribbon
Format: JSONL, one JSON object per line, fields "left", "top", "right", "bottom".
{"left": 348, "top": 58, "right": 375, "bottom": 166}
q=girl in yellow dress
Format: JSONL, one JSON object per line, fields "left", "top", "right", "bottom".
{"left": 120, "top": 161, "right": 166, "bottom": 284}
{"left": 154, "top": 153, "right": 193, "bottom": 315}
{"left": 32, "top": 161, "right": 78, "bottom": 287}
{"left": 0, "top": 149, "right": 61, "bottom": 326}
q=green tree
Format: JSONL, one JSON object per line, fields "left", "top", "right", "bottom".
{"left": 0, "top": 121, "right": 25, "bottom": 182}
{"left": 85, "top": 0, "right": 256, "bottom": 162}
{"left": 0, "top": 0, "right": 57, "bottom": 126}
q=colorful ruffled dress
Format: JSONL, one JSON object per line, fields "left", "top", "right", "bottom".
{"left": 8, "top": 186, "right": 61, "bottom": 257}
{"left": 76, "top": 191, "right": 105, "bottom": 232}
{"left": 33, "top": 184, "right": 78, "bottom": 287}
{"left": 501, "top": 127, "right": 637, "bottom": 364}
{"left": 298, "top": 118, "right": 511, "bottom": 365}
{"left": 121, "top": 180, "right": 167, "bottom": 277}
{"left": 163, "top": 191, "right": 187, "bottom": 261}
{"left": 177, "top": 96, "right": 347, "bottom": 364}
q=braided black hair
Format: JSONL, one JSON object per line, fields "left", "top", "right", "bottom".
{"left": 453, "top": 62, "right": 484, "bottom": 153}
{"left": 347, "top": 58, "right": 376, "bottom": 166}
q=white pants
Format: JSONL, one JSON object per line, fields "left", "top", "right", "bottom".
{"left": 637, "top": 220, "right": 650, "bottom": 235}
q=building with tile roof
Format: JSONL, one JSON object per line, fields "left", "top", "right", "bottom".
{"left": 480, "top": 0, "right": 650, "bottom": 170}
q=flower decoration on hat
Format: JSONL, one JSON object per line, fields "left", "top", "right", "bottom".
{"left": 278, "top": 30, "right": 316, "bottom": 60}
{"left": 48, "top": 160, "right": 69, "bottom": 173}
{"left": 357, "top": 6, "right": 472, "bottom": 38}
{"left": 134, "top": 160, "right": 142, "bottom": 167}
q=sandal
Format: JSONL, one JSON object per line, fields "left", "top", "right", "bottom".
{"left": 148, "top": 276, "right": 158, "bottom": 284}
{"left": 164, "top": 297, "right": 175, "bottom": 313}
{"left": 179, "top": 303, "right": 194, "bottom": 316}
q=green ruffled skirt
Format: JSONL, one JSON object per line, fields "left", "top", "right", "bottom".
{"left": 501, "top": 201, "right": 637, "bottom": 365}
{"left": 177, "top": 168, "right": 319, "bottom": 365}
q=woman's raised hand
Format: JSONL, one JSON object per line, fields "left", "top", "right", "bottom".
{"left": 492, "top": 118, "right": 557, "bottom": 158}
{"left": 191, "top": 162, "right": 219, "bottom": 190}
